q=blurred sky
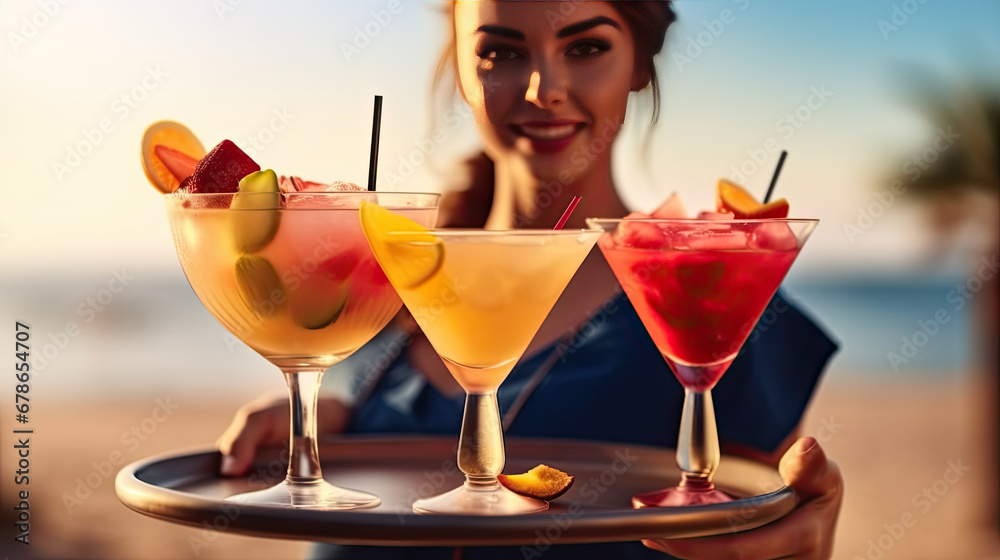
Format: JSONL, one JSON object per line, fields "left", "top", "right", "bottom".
{"left": 1, "top": 0, "right": 998, "bottom": 280}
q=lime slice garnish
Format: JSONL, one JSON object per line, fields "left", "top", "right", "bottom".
{"left": 231, "top": 169, "right": 281, "bottom": 253}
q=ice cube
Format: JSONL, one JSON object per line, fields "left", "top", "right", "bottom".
{"left": 688, "top": 231, "right": 749, "bottom": 250}
{"left": 284, "top": 191, "right": 377, "bottom": 209}
{"left": 693, "top": 211, "right": 735, "bottom": 234}
{"left": 750, "top": 222, "right": 798, "bottom": 251}
{"left": 696, "top": 211, "right": 735, "bottom": 221}
{"left": 277, "top": 175, "right": 361, "bottom": 193}
{"left": 169, "top": 190, "right": 233, "bottom": 209}
{"left": 326, "top": 180, "right": 364, "bottom": 192}
{"left": 615, "top": 215, "right": 666, "bottom": 249}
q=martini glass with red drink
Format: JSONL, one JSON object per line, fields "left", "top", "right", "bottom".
{"left": 587, "top": 215, "right": 817, "bottom": 507}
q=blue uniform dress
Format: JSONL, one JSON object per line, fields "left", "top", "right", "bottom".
{"left": 313, "top": 289, "right": 837, "bottom": 560}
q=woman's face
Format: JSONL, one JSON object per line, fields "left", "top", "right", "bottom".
{"left": 453, "top": 1, "right": 642, "bottom": 182}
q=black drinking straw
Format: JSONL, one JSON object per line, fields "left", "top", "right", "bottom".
{"left": 763, "top": 150, "right": 787, "bottom": 203}
{"left": 367, "top": 95, "right": 383, "bottom": 192}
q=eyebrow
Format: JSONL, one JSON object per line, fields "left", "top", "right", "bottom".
{"left": 556, "top": 16, "right": 621, "bottom": 38}
{"left": 475, "top": 16, "right": 622, "bottom": 42}
{"left": 475, "top": 25, "right": 525, "bottom": 41}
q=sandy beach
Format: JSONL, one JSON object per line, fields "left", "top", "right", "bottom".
{"left": 2, "top": 370, "right": 998, "bottom": 560}
{"left": 805, "top": 373, "right": 1000, "bottom": 560}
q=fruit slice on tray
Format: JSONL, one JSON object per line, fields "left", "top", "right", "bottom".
{"left": 498, "top": 465, "right": 575, "bottom": 501}
{"left": 716, "top": 179, "right": 789, "bottom": 219}
{"left": 141, "top": 121, "right": 207, "bottom": 194}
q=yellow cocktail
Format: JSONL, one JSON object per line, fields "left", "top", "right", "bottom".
{"left": 361, "top": 202, "right": 601, "bottom": 515}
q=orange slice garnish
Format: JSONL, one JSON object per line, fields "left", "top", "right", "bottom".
{"left": 141, "top": 121, "right": 206, "bottom": 194}
{"left": 716, "top": 179, "right": 789, "bottom": 219}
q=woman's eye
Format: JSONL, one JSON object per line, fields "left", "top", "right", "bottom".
{"left": 479, "top": 46, "right": 521, "bottom": 62}
{"left": 567, "top": 40, "right": 611, "bottom": 57}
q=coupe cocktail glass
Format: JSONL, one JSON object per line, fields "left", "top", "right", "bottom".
{"left": 362, "top": 204, "right": 601, "bottom": 515}
{"left": 165, "top": 191, "right": 438, "bottom": 509}
{"left": 587, "top": 218, "right": 817, "bottom": 507}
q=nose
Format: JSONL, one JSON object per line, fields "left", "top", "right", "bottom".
{"left": 524, "top": 59, "right": 568, "bottom": 109}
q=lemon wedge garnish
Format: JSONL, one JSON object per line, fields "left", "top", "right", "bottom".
{"left": 359, "top": 200, "right": 443, "bottom": 288}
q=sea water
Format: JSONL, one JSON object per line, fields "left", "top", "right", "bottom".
{"left": 0, "top": 273, "right": 976, "bottom": 398}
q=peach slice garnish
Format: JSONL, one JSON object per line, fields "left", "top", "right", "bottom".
{"left": 141, "top": 120, "right": 206, "bottom": 194}
{"left": 498, "top": 464, "right": 575, "bottom": 501}
{"left": 716, "top": 179, "right": 789, "bottom": 219}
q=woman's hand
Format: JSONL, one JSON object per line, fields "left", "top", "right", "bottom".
{"left": 216, "top": 393, "right": 351, "bottom": 476}
{"left": 642, "top": 437, "right": 843, "bottom": 559}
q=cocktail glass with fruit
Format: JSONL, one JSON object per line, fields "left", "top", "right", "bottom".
{"left": 148, "top": 124, "right": 439, "bottom": 509}
{"left": 360, "top": 203, "right": 601, "bottom": 515}
{"left": 588, "top": 190, "right": 816, "bottom": 507}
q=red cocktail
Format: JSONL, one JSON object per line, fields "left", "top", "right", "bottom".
{"left": 588, "top": 217, "right": 817, "bottom": 506}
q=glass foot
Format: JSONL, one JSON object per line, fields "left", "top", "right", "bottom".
{"left": 632, "top": 485, "right": 733, "bottom": 508}
{"left": 413, "top": 481, "right": 548, "bottom": 515}
{"left": 227, "top": 479, "right": 381, "bottom": 510}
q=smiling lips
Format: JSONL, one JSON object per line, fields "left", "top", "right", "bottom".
{"left": 512, "top": 121, "right": 585, "bottom": 153}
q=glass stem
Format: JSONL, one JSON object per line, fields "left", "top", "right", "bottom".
{"left": 457, "top": 391, "right": 504, "bottom": 489}
{"left": 282, "top": 368, "right": 325, "bottom": 485}
{"left": 676, "top": 388, "right": 720, "bottom": 491}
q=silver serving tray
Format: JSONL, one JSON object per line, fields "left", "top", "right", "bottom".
{"left": 115, "top": 436, "right": 796, "bottom": 545}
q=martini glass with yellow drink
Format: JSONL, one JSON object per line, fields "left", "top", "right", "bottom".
{"left": 360, "top": 202, "right": 601, "bottom": 515}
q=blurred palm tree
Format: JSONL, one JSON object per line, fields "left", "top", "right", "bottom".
{"left": 886, "top": 59, "right": 999, "bottom": 529}
{"left": 888, "top": 61, "right": 999, "bottom": 256}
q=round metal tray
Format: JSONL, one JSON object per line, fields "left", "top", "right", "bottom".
{"left": 115, "top": 436, "right": 796, "bottom": 546}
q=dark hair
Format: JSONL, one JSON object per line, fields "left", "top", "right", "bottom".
{"left": 434, "top": 1, "right": 676, "bottom": 123}
{"left": 610, "top": 2, "right": 676, "bottom": 122}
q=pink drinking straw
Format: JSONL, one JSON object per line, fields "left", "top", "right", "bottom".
{"left": 553, "top": 196, "right": 582, "bottom": 230}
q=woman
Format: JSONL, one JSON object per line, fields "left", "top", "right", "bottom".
{"left": 219, "top": 2, "right": 842, "bottom": 558}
